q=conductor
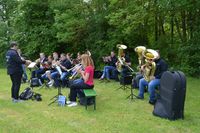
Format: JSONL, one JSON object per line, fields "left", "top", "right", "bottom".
{"left": 6, "top": 41, "right": 31, "bottom": 103}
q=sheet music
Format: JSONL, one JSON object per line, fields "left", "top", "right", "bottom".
{"left": 28, "top": 62, "right": 37, "bottom": 68}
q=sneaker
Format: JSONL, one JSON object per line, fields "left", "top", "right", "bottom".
{"left": 12, "top": 98, "right": 23, "bottom": 103}
{"left": 47, "top": 80, "right": 53, "bottom": 85}
{"left": 136, "top": 95, "right": 144, "bottom": 100}
{"left": 67, "top": 102, "right": 78, "bottom": 107}
{"left": 12, "top": 98, "right": 18, "bottom": 103}
{"left": 48, "top": 80, "right": 54, "bottom": 87}
{"left": 149, "top": 100, "right": 156, "bottom": 105}
{"left": 66, "top": 101, "right": 72, "bottom": 105}
{"left": 99, "top": 77, "right": 104, "bottom": 80}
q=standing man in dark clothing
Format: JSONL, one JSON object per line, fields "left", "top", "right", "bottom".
{"left": 6, "top": 41, "right": 31, "bottom": 102}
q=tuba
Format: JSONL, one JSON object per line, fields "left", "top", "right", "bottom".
{"left": 135, "top": 46, "right": 146, "bottom": 67}
{"left": 116, "top": 44, "right": 127, "bottom": 72}
{"left": 142, "top": 49, "right": 158, "bottom": 82}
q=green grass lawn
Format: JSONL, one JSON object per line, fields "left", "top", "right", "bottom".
{"left": 0, "top": 69, "right": 200, "bottom": 133}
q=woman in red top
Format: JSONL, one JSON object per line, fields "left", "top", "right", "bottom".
{"left": 68, "top": 54, "right": 94, "bottom": 107}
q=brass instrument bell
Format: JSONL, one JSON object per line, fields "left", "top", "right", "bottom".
{"left": 142, "top": 49, "right": 158, "bottom": 82}
{"left": 135, "top": 46, "right": 146, "bottom": 66}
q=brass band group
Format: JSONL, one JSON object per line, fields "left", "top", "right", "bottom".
{"left": 6, "top": 41, "right": 168, "bottom": 106}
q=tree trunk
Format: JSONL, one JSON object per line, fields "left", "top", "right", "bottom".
{"left": 170, "top": 13, "right": 174, "bottom": 45}
{"left": 181, "top": 10, "right": 187, "bottom": 42}
{"left": 154, "top": 0, "right": 158, "bottom": 41}
{"left": 188, "top": 12, "right": 193, "bottom": 39}
{"left": 175, "top": 17, "right": 184, "bottom": 43}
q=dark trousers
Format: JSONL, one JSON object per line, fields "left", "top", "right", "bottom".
{"left": 69, "top": 81, "right": 93, "bottom": 102}
{"left": 10, "top": 73, "right": 22, "bottom": 99}
{"left": 31, "top": 68, "right": 45, "bottom": 79}
{"left": 121, "top": 67, "right": 131, "bottom": 77}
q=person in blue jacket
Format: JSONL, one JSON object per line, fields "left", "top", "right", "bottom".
{"left": 6, "top": 41, "right": 31, "bottom": 103}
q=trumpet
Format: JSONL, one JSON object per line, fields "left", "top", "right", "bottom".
{"left": 52, "top": 60, "right": 74, "bottom": 75}
{"left": 69, "top": 64, "right": 83, "bottom": 80}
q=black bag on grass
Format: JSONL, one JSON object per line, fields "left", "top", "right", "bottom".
{"left": 19, "top": 87, "right": 34, "bottom": 100}
{"left": 32, "top": 93, "right": 42, "bottom": 101}
{"left": 153, "top": 71, "right": 186, "bottom": 120}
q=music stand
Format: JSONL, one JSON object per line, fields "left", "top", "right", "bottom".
{"left": 48, "top": 79, "right": 62, "bottom": 106}
{"left": 126, "top": 86, "right": 138, "bottom": 100}
{"left": 27, "top": 62, "right": 38, "bottom": 89}
{"left": 116, "top": 75, "right": 132, "bottom": 91}
{"left": 119, "top": 66, "right": 137, "bottom": 100}
{"left": 126, "top": 72, "right": 137, "bottom": 100}
{"left": 116, "top": 77, "right": 130, "bottom": 90}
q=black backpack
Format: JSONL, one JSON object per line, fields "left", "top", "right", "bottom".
{"left": 30, "top": 78, "right": 42, "bottom": 87}
{"left": 32, "top": 93, "right": 42, "bottom": 101}
{"left": 19, "top": 87, "right": 34, "bottom": 100}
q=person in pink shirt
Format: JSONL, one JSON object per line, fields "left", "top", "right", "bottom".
{"left": 67, "top": 54, "right": 94, "bottom": 107}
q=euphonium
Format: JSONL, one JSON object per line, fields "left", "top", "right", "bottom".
{"left": 142, "top": 49, "right": 158, "bottom": 82}
{"left": 116, "top": 44, "right": 127, "bottom": 72}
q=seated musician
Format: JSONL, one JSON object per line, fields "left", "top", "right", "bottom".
{"left": 48, "top": 53, "right": 72, "bottom": 87}
{"left": 31, "top": 53, "right": 48, "bottom": 81}
{"left": 99, "top": 51, "right": 118, "bottom": 81}
{"left": 67, "top": 54, "right": 94, "bottom": 107}
{"left": 41, "top": 54, "right": 56, "bottom": 84}
{"left": 137, "top": 50, "right": 168, "bottom": 105}
{"left": 71, "top": 52, "right": 81, "bottom": 66}
{"left": 133, "top": 46, "right": 146, "bottom": 88}
{"left": 120, "top": 51, "right": 131, "bottom": 76}
{"left": 66, "top": 53, "right": 73, "bottom": 64}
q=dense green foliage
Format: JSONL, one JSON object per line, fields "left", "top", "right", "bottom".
{"left": 0, "top": 69, "right": 200, "bottom": 132}
{"left": 0, "top": 0, "right": 199, "bottom": 76}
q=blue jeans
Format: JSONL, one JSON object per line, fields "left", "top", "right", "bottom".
{"left": 101, "top": 66, "right": 116, "bottom": 79}
{"left": 51, "top": 71, "right": 70, "bottom": 87}
{"left": 31, "top": 68, "right": 45, "bottom": 79}
{"left": 138, "top": 78, "right": 160, "bottom": 102}
{"left": 60, "top": 72, "right": 70, "bottom": 81}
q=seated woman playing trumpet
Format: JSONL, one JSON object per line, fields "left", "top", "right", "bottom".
{"left": 137, "top": 49, "right": 168, "bottom": 105}
{"left": 67, "top": 54, "right": 94, "bottom": 107}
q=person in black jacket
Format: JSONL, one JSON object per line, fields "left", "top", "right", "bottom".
{"left": 99, "top": 51, "right": 118, "bottom": 81}
{"left": 6, "top": 41, "right": 31, "bottom": 102}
